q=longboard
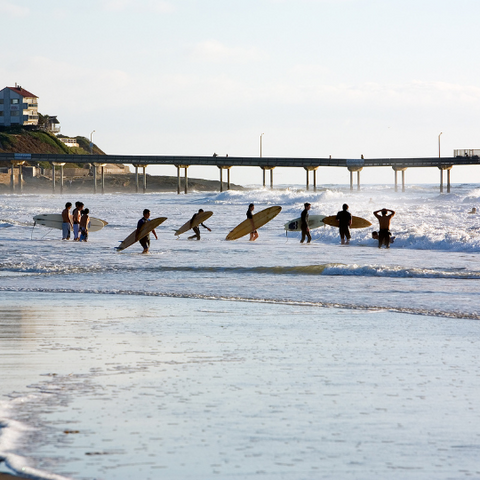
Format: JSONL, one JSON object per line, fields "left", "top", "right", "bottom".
{"left": 322, "top": 215, "right": 372, "bottom": 229}
{"left": 33, "top": 214, "right": 108, "bottom": 232}
{"left": 284, "top": 214, "right": 326, "bottom": 231}
{"left": 116, "top": 217, "right": 167, "bottom": 251}
{"left": 226, "top": 206, "right": 282, "bottom": 241}
{"left": 175, "top": 211, "right": 213, "bottom": 236}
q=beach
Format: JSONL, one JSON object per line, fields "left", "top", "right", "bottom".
{"left": 1, "top": 184, "right": 480, "bottom": 479}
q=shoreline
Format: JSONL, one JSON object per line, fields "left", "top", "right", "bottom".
{"left": 0, "top": 172, "right": 245, "bottom": 194}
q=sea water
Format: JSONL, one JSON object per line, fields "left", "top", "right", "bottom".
{"left": 0, "top": 184, "right": 480, "bottom": 479}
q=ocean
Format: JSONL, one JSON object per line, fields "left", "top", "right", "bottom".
{"left": 1, "top": 184, "right": 480, "bottom": 479}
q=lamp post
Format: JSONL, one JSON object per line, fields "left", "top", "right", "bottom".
{"left": 438, "top": 132, "right": 442, "bottom": 158}
{"left": 90, "top": 130, "right": 96, "bottom": 155}
{"left": 260, "top": 133, "right": 264, "bottom": 158}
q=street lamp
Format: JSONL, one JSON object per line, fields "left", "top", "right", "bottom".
{"left": 90, "top": 130, "right": 96, "bottom": 155}
{"left": 260, "top": 133, "right": 264, "bottom": 158}
{"left": 438, "top": 132, "right": 442, "bottom": 158}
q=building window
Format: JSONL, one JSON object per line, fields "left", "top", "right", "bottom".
{"left": 0, "top": 112, "right": 3, "bottom": 116}
{"left": 11, "top": 99, "right": 19, "bottom": 104}
{"left": 0, "top": 99, "right": 3, "bottom": 104}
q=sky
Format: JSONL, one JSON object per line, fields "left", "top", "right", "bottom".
{"left": 1, "top": 0, "right": 480, "bottom": 186}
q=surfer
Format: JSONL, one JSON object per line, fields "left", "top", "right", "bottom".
{"left": 72, "top": 201, "right": 84, "bottom": 241}
{"left": 247, "top": 203, "right": 258, "bottom": 241}
{"left": 336, "top": 204, "right": 352, "bottom": 245}
{"left": 79, "top": 208, "right": 90, "bottom": 242}
{"left": 61, "top": 202, "right": 73, "bottom": 240}
{"left": 136, "top": 209, "right": 158, "bottom": 253}
{"left": 300, "top": 202, "right": 311, "bottom": 244}
{"left": 373, "top": 208, "right": 396, "bottom": 248}
{"left": 188, "top": 209, "right": 212, "bottom": 240}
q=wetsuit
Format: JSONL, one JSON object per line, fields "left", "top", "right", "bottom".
{"left": 137, "top": 217, "right": 150, "bottom": 250}
{"left": 300, "top": 208, "right": 311, "bottom": 243}
{"left": 336, "top": 210, "right": 352, "bottom": 242}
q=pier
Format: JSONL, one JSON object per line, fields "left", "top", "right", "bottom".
{"left": 1, "top": 152, "right": 479, "bottom": 194}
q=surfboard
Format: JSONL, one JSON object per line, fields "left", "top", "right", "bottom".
{"left": 284, "top": 214, "right": 326, "bottom": 232}
{"left": 116, "top": 217, "right": 167, "bottom": 251}
{"left": 322, "top": 215, "right": 372, "bottom": 229}
{"left": 226, "top": 206, "right": 282, "bottom": 241}
{"left": 174, "top": 211, "right": 213, "bottom": 236}
{"left": 33, "top": 214, "right": 108, "bottom": 232}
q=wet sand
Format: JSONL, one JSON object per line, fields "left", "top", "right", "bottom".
{"left": 2, "top": 292, "right": 480, "bottom": 479}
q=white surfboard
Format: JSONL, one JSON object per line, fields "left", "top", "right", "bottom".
{"left": 284, "top": 214, "right": 326, "bottom": 232}
{"left": 33, "top": 214, "right": 108, "bottom": 233}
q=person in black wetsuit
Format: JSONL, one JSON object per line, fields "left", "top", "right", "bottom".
{"left": 336, "top": 203, "right": 352, "bottom": 245}
{"left": 373, "top": 208, "right": 395, "bottom": 248}
{"left": 247, "top": 203, "right": 258, "bottom": 241}
{"left": 135, "top": 209, "right": 158, "bottom": 253}
{"left": 188, "top": 209, "right": 212, "bottom": 240}
{"left": 300, "top": 202, "right": 311, "bottom": 244}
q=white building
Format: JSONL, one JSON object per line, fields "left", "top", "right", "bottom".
{"left": 0, "top": 84, "right": 39, "bottom": 127}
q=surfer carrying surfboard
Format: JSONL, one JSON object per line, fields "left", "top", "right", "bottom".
{"left": 373, "top": 208, "right": 396, "bottom": 248}
{"left": 136, "top": 209, "right": 158, "bottom": 253}
{"left": 246, "top": 204, "right": 259, "bottom": 241}
{"left": 188, "top": 209, "right": 212, "bottom": 240}
{"left": 72, "top": 201, "right": 84, "bottom": 241}
{"left": 61, "top": 202, "right": 73, "bottom": 240}
{"left": 336, "top": 204, "right": 352, "bottom": 245}
{"left": 300, "top": 203, "right": 311, "bottom": 244}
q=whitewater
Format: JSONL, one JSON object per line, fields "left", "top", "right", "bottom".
{"left": 0, "top": 183, "right": 480, "bottom": 479}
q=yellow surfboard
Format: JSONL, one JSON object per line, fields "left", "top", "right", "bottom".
{"left": 226, "top": 206, "right": 282, "bottom": 240}
{"left": 174, "top": 211, "right": 213, "bottom": 236}
{"left": 116, "top": 217, "right": 167, "bottom": 251}
{"left": 322, "top": 215, "right": 372, "bottom": 229}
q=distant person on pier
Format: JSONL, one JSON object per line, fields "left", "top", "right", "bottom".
{"left": 373, "top": 208, "right": 396, "bottom": 248}
{"left": 247, "top": 203, "right": 258, "bottom": 241}
{"left": 336, "top": 203, "right": 352, "bottom": 245}
{"left": 72, "top": 201, "right": 84, "bottom": 241}
{"left": 136, "top": 209, "right": 158, "bottom": 253}
{"left": 188, "top": 209, "right": 211, "bottom": 240}
{"left": 61, "top": 202, "right": 73, "bottom": 240}
{"left": 300, "top": 202, "right": 311, "bottom": 244}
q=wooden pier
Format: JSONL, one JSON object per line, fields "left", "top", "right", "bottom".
{"left": 1, "top": 152, "right": 478, "bottom": 194}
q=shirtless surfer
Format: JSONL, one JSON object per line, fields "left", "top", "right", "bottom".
{"left": 61, "top": 202, "right": 73, "bottom": 240}
{"left": 72, "top": 201, "right": 84, "bottom": 241}
{"left": 373, "top": 208, "right": 395, "bottom": 248}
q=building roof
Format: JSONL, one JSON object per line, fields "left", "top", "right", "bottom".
{"left": 6, "top": 86, "right": 38, "bottom": 98}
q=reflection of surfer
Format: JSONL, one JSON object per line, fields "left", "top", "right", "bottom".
{"left": 336, "top": 204, "right": 352, "bottom": 245}
{"left": 136, "top": 209, "right": 158, "bottom": 254}
{"left": 300, "top": 203, "right": 311, "bottom": 244}
{"left": 188, "top": 209, "right": 211, "bottom": 240}
{"left": 247, "top": 204, "right": 258, "bottom": 241}
{"left": 373, "top": 208, "right": 395, "bottom": 248}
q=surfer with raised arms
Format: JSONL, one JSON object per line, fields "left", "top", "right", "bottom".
{"left": 247, "top": 203, "right": 258, "bottom": 241}
{"left": 136, "top": 209, "right": 158, "bottom": 254}
{"left": 61, "top": 202, "right": 73, "bottom": 240}
{"left": 373, "top": 208, "right": 396, "bottom": 248}
{"left": 336, "top": 203, "right": 352, "bottom": 245}
{"left": 188, "top": 209, "right": 211, "bottom": 240}
{"left": 300, "top": 202, "right": 311, "bottom": 244}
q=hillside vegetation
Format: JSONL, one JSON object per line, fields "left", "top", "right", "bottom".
{"left": 0, "top": 129, "right": 104, "bottom": 156}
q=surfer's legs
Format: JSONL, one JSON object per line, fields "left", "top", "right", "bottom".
{"left": 139, "top": 236, "right": 150, "bottom": 253}
{"left": 188, "top": 226, "right": 201, "bottom": 240}
{"left": 249, "top": 230, "right": 258, "bottom": 241}
{"left": 62, "top": 222, "right": 71, "bottom": 240}
{"left": 300, "top": 228, "right": 311, "bottom": 243}
{"left": 73, "top": 224, "right": 80, "bottom": 241}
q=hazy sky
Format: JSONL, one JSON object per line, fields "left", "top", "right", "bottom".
{"left": 2, "top": 0, "right": 479, "bottom": 186}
